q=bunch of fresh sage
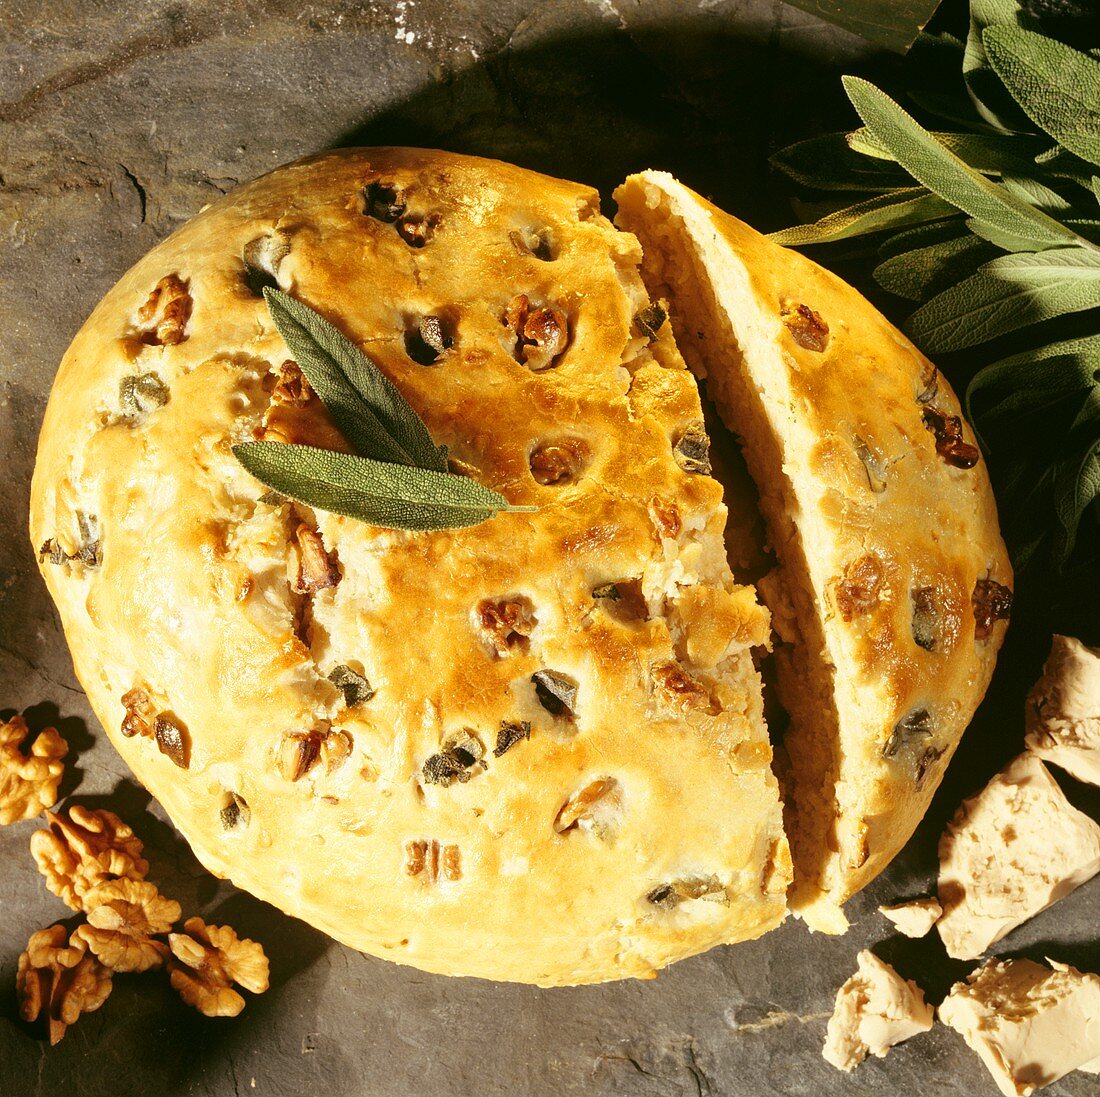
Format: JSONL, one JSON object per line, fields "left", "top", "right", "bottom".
{"left": 234, "top": 289, "right": 533, "bottom": 531}
{"left": 770, "top": 0, "right": 1099, "bottom": 572}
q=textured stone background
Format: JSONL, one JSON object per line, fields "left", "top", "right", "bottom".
{"left": 1, "top": 2, "right": 1097, "bottom": 1095}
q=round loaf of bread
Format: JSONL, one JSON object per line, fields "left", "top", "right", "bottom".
{"left": 30, "top": 149, "right": 791, "bottom": 986}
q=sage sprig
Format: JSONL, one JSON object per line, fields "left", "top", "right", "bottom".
{"left": 769, "top": 0, "right": 1100, "bottom": 570}
{"left": 234, "top": 291, "right": 533, "bottom": 532}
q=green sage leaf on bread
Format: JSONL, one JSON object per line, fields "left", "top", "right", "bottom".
{"left": 233, "top": 442, "right": 531, "bottom": 532}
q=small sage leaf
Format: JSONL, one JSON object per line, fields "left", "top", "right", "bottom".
{"left": 849, "top": 127, "right": 1048, "bottom": 178}
{"left": 232, "top": 442, "right": 533, "bottom": 532}
{"left": 768, "top": 188, "right": 957, "bottom": 246}
{"left": 770, "top": 132, "right": 911, "bottom": 193}
{"left": 874, "top": 233, "right": 997, "bottom": 301}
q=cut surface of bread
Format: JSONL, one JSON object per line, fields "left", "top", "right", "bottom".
{"left": 31, "top": 149, "right": 790, "bottom": 985}
{"left": 615, "top": 171, "right": 1011, "bottom": 931}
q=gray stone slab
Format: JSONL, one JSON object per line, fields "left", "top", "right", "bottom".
{"left": 0, "top": 2, "right": 1097, "bottom": 1095}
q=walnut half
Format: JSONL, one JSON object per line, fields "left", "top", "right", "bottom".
{"left": 17, "top": 925, "right": 113, "bottom": 1045}
{"left": 31, "top": 806, "right": 149, "bottom": 911}
{"left": 74, "top": 878, "right": 179, "bottom": 973}
{"left": 0, "top": 716, "right": 67, "bottom": 825}
{"left": 168, "top": 917, "right": 270, "bottom": 1018}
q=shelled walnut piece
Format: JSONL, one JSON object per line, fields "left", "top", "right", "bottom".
{"left": 0, "top": 716, "right": 68, "bottom": 825}
{"left": 31, "top": 805, "right": 149, "bottom": 909}
{"left": 16, "top": 925, "right": 113, "bottom": 1046}
{"left": 74, "top": 878, "right": 180, "bottom": 972}
{"left": 168, "top": 917, "right": 270, "bottom": 1017}
{"left": 21, "top": 803, "right": 269, "bottom": 1041}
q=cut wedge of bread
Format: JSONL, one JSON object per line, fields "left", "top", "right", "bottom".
{"left": 615, "top": 171, "right": 1011, "bottom": 931}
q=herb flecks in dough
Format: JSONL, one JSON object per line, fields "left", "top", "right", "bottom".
{"left": 119, "top": 371, "right": 169, "bottom": 420}
{"left": 404, "top": 315, "right": 452, "bottom": 365}
{"left": 646, "top": 876, "right": 728, "bottom": 909}
{"left": 634, "top": 302, "right": 667, "bottom": 340}
{"left": 220, "top": 792, "right": 250, "bottom": 831}
{"left": 0, "top": 716, "right": 67, "bottom": 825}
{"left": 911, "top": 587, "right": 938, "bottom": 651}
{"left": 673, "top": 421, "right": 712, "bottom": 475}
{"left": 532, "top": 670, "right": 578, "bottom": 719}
{"left": 328, "top": 665, "right": 374, "bottom": 707}
{"left": 883, "top": 708, "right": 934, "bottom": 761}
{"left": 154, "top": 714, "right": 190, "bottom": 770}
{"left": 493, "top": 721, "right": 531, "bottom": 758}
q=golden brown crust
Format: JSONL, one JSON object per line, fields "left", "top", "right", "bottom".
{"left": 31, "top": 149, "right": 788, "bottom": 985}
{"left": 614, "top": 171, "right": 1010, "bottom": 928}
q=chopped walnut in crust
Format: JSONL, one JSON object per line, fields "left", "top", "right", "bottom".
{"left": 0, "top": 716, "right": 68, "bottom": 825}
{"left": 404, "top": 839, "right": 461, "bottom": 882}
{"left": 781, "top": 301, "right": 829, "bottom": 352}
{"left": 292, "top": 524, "right": 340, "bottom": 594}
{"left": 922, "top": 407, "right": 980, "bottom": 469}
{"left": 135, "top": 273, "right": 192, "bottom": 346}
{"left": 833, "top": 554, "right": 885, "bottom": 622}
{"left": 168, "top": 917, "right": 270, "bottom": 1018}
{"left": 554, "top": 777, "right": 620, "bottom": 836}
{"left": 17, "top": 925, "right": 113, "bottom": 1045}
{"left": 74, "top": 879, "right": 180, "bottom": 972}
{"left": 475, "top": 596, "right": 536, "bottom": 657}
{"left": 267, "top": 360, "right": 313, "bottom": 407}
{"left": 650, "top": 660, "right": 719, "bottom": 715}
{"left": 502, "top": 293, "right": 568, "bottom": 371}
{"left": 31, "top": 806, "right": 148, "bottom": 911}
{"left": 972, "top": 578, "right": 1013, "bottom": 641}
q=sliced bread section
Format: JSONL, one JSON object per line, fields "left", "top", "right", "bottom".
{"left": 615, "top": 170, "right": 1011, "bottom": 930}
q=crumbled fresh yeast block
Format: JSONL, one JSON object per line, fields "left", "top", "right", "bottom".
{"left": 937, "top": 752, "right": 1100, "bottom": 960}
{"left": 939, "top": 957, "right": 1100, "bottom": 1097}
{"left": 1025, "top": 635, "right": 1100, "bottom": 786}
{"left": 878, "top": 896, "right": 941, "bottom": 938}
{"left": 822, "top": 950, "right": 933, "bottom": 1071}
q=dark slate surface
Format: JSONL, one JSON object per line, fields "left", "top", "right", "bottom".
{"left": 0, "top": 2, "right": 1096, "bottom": 1095}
